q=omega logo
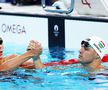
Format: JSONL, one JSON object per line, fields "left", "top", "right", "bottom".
{"left": 1, "top": 24, "right": 26, "bottom": 34}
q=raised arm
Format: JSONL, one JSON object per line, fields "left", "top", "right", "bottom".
{"left": 0, "top": 42, "right": 42, "bottom": 71}
{"left": 27, "top": 40, "right": 45, "bottom": 69}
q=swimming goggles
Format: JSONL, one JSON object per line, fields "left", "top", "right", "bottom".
{"left": 81, "top": 40, "right": 92, "bottom": 49}
{"left": 0, "top": 38, "right": 3, "bottom": 45}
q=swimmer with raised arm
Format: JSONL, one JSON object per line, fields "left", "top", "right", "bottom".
{"left": 25, "top": 36, "right": 107, "bottom": 73}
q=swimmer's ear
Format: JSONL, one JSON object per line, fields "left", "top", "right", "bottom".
{"left": 95, "top": 54, "right": 100, "bottom": 59}
{"left": 96, "top": 56, "right": 100, "bottom": 59}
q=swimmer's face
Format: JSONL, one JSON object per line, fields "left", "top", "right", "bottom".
{"left": 78, "top": 41, "right": 98, "bottom": 64}
{"left": 0, "top": 43, "right": 3, "bottom": 59}
{"left": 0, "top": 38, "right": 3, "bottom": 55}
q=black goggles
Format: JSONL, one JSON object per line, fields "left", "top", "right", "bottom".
{"left": 81, "top": 40, "right": 92, "bottom": 48}
{"left": 0, "top": 38, "right": 3, "bottom": 44}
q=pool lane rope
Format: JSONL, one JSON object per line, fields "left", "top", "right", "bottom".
{"left": 44, "top": 54, "right": 108, "bottom": 66}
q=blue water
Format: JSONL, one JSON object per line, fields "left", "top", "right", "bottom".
{"left": 1, "top": 44, "right": 108, "bottom": 90}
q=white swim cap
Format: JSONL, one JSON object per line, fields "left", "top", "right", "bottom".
{"left": 83, "top": 36, "right": 107, "bottom": 59}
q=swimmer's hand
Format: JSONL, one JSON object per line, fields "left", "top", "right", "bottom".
{"left": 27, "top": 40, "right": 42, "bottom": 58}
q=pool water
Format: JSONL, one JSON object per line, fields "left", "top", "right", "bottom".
{"left": 1, "top": 45, "right": 108, "bottom": 90}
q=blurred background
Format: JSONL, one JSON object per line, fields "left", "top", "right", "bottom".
{"left": 0, "top": 0, "right": 58, "bottom": 5}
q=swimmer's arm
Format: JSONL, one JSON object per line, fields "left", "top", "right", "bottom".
{"left": 19, "top": 56, "right": 45, "bottom": 69}
{"left": 33, "top": 56, "right": 45, "bottom": 69}
{"left": 19, "top": 59, "right": 35, "bottom": 69}
{"left": 0, "top": 51, "right": 33, "bottom": 71}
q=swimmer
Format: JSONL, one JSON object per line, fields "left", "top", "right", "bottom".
{"left": 25, "top": 36, "right": 107, "bottom": 73}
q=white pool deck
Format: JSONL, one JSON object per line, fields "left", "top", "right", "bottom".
{"left": 0, "top": 3, "right": 108, "bottom": 20}
{"left": 0, "top": 3, "right": 108, "bottom": 50}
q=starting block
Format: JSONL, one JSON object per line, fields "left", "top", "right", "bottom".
{"left": 74, "top": 0, "right": 108, "bottom": 17}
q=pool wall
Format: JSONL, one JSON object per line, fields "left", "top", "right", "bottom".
{"left": 0, "top": 12, "right": 108, "bottom": 51}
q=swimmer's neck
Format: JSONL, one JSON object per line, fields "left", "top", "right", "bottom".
{"left": 82, "top": 59, "right": 104, "bottom": 72}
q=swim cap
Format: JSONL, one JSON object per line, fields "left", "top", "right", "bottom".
{"left": 83, "top": 36, "right": 107, "bottom": 59}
